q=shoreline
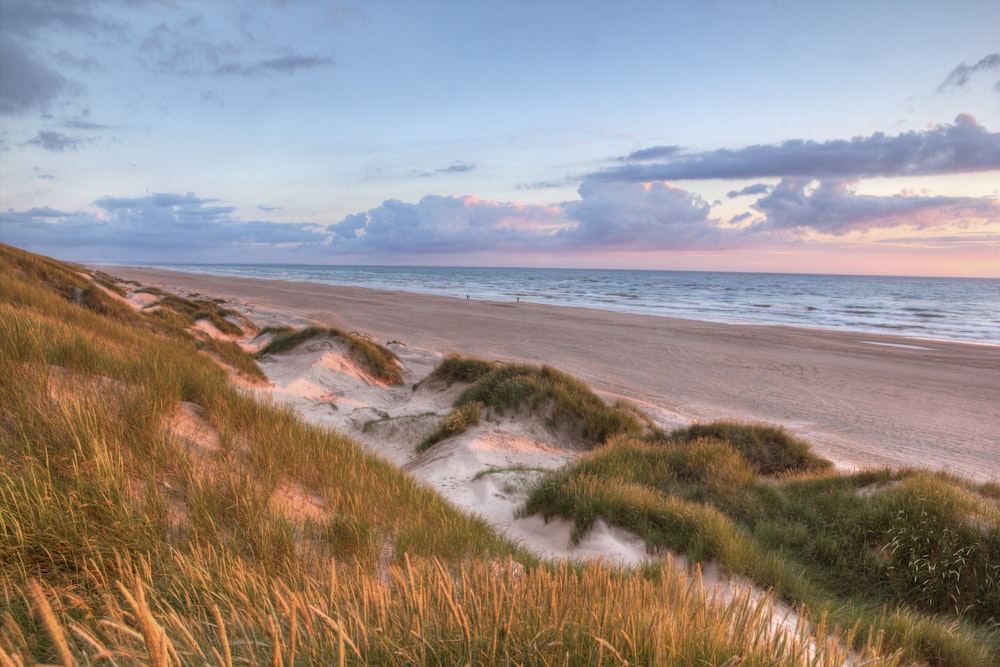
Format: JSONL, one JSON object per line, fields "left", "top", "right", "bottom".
{"left": 99, "top": 265, "right": 1000, "bottom": 348}
{"left": 106, "top": 265, "right": 1000, "bottom": 484}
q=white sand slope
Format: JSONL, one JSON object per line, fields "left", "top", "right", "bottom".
{"left": 254, "top": 335, "right": 652, "bottom": 563}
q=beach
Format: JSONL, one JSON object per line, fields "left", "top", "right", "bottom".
{"left": 109, "top": 266, "right": 1000, "bottom": 486}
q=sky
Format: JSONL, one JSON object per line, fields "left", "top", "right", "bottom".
{"left": 1, "top": 0, "right": 999, "bottom": 277}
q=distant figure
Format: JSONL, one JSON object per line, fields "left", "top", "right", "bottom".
{"left": 466, "top": 294, "right": 469, "bottom": 300}
{"left": 516, "top": 297, "right": 519, "bottom": 302}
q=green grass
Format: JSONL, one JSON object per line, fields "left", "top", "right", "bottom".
{"left": 137, "top": 286, "right": 247, "bottom": 336}
{"left": 257, "top": 326, "right": 402, "bottom": 384}
{"left": 426, "top": 353, "right": 499, "bottom": 384}
{"left": 472, "top": 464, "right": 552, "bottom": 481}
{"left": 196, "top": 337, "right": 268, "bottom": 381}
{"left": 417, "top": 355, "right": 652, "bottom": 453}
{"left": 665, "top": 421, "right": 832, "bottom": 475}
{"left": 521, "top": 431, "right": 1000, "bottom": 664}
{"left": 417, "top": 402, "right": 483, "bottom": 452}
{"left": 452, "top": 360, "right": 648, "bottom": 447}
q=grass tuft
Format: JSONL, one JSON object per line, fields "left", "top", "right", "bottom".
{"left": 256, "top": 326, "right": 402, "bottom": 384}
{"left": 666, "top": 420, "right": 833, "bottom": 475}
{"left": 427, "top": 354, "right": 499, "bottom": 385}
{"left": 417, "top": 402, "right": 482, "bottom": 452}
{"left": 452, "top": 360, "right": 647, "bottom": 448}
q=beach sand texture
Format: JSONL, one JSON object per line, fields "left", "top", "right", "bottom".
{"left": 110, "top": 267, "right": 1000, "bottom": 487}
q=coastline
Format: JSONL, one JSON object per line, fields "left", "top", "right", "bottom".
{"left": 107, "top": 265, "right": 1000, "bottom": 484}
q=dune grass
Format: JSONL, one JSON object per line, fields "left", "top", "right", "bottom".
{"left": 666, "top": 420, "right": 832, "bottom": 475}
{"left": 257, "top": 326, "right": 402, "bottom": 384}
{"left": 13, "top": 551, "right": 901, "bottom": 667}
{"left": 452, "top": 360, "right": 648, "bottom": 446}
{"left": 417, "top": 355, "right": 650, "bottom": 453}
{"left": 521, "top": 431, "right": 1000, "bottom": 664}
{"left": 426, "top": 353, "right": 499, "bottom": 384}
{"left": 417, "top": 401, "right": 483, "bottom": 452}
{"left": 136, "top": 286, "right": 247, "bottom": 336}
{"left": 0, "top": 243, "right": 946, "bottom": 665}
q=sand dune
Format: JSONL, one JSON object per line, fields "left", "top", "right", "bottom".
{"left": 109, "top": 266, "right": 1000, "bottom": 486}
{"left": 249, "top": 330, "right": 651, "bottom": 563}
{"left": 78, "top": 265, "right": 995, "bottom": 655}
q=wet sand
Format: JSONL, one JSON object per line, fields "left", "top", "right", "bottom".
{"left": 108, "top": 266, "right": 1000, "bottom": 484}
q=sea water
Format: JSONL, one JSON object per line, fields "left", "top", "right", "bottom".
{"left": 134, "top": 264, "right": 1000, "bottom": 346}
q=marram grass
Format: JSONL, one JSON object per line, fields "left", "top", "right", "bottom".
{"left": 522, "top": 435, "right": 1000, "bottom": 664}
{"left": 0, "top": 243, "right": 972, "bottom": 665}
{"left": 10, "top": 552, "right": 900, "bottom": 667}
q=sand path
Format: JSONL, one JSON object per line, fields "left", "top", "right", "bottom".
{"left": 107, "top": 267, "right": 1000, "bottom": 484}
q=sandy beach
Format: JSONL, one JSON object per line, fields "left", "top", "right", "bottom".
{"left": 108, "top": 266, "right": 1000, "bottom": 487}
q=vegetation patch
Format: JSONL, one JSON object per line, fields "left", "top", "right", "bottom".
{"left": 157, "top": 291, "right": 245, "bottom": 336}
{"left": 197, "top": 337, "right": 267, "bottom": 381}
{"left": 90, "top": 270, "right": 129, "bottom": 296}
{"left": 417, "top": 402, "right": 483, "bottom": 452}
{"left": 362, "top": 411, "right": 436, "bottom": 433}
{"left": 472, "top": 464, "right": 551, "bottom": 481}
{"left": 257, "top": 326, "right": 402, "bottom": 384}
{"left": 427, "top": 353, "right": 499, "bottom": 385}
{"left": 666, "top": 420, "right": 832, "bottom": 475}
{"left": 452, "top": 360, "right": 647, "bottom": 448}
{"left": 521, "top": 427, "right": 1000, "bottom": 664}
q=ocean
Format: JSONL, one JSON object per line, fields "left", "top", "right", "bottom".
{"left": 134, "top": 264, "right": 1000, "bottom": 346}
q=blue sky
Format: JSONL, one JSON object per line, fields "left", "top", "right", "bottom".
{"left": 1, "top": 0, "right": 999, "bottom": 276}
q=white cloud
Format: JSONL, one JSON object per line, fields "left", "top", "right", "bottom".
{"left": 327, "top": 195, "right": 571, "bottom": 254}
{"left": 750, "top": 178, "right": 1000, "bottom": 235}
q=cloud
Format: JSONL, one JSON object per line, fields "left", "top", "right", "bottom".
{"left": 938, "top": 53, "right": 1000, "bottom": 91}
{"left": 559, "top": 180, "right": 725, "bottom": 250}
{"left": 415, "top": 162, "right": 477, "bottom": 177}
{"left": 0, "top": 193, "right": 330, "bottom": 260}
{"left": 5, "top": 177, "right": 999, "bottom": 263}
{"left": 327, "top": 195, "right": 572, "bottom": 254}
{"left": 749, "top": 178, "right": 1000, "bottom": 236}
{"left": 216, "top": 54, "right": 333, "bottom": 76}
{"left": 95, "top": 193, "right": 238, "bottom": 224}
{"left": 62, "top": 116, "right": 110, "bottom": 130}
{"left": 589, "top": 115, "right": 1000, "bottom": 182}
{"left": 517, "top": 178, "right": 577, "bottom": 190}
{"left": 0, "top": 0, "right": 118, "bottom": 115}
{"left": 0, "top": 0, "right": 106, "bottom": 39}
{"left": 437, "top": 162, "right": 476, "bottom": 174}
{"left": 141, "top": 17, "right": 332, "bottom": 77}
{"left": 325, "top": 182, "right": 733, "bottom": 255}
{"left": 622, "top": 146, "right": 683, "bottom": 161}
{"left": 27, "top": 130, "right": 86, "bottom": 151}
{"left": 0, "top": 36, "right": 68, "bottom": 114}
{"left": 727, "top": 183, "right": 772, "bottom": 198}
